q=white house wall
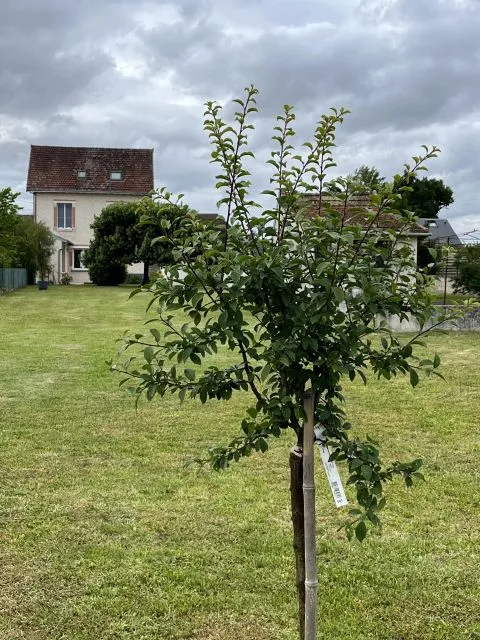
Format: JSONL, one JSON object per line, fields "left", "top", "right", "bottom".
{"left": 35, "top": 192, "right": 143, "bottom": 284}
{"left": 398, "top": 236, "right": 419, "bottom": 262}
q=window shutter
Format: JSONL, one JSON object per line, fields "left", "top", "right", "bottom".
{"left": 68, "top": 250, "right": 72, "bottom": 269}
{"left": 72, "top": 206, "right": 76, "bottom": 229}
{"left": 54, "top": 205, "right": 58, "bottom": 228}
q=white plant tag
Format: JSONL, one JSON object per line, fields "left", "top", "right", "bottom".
{"left": 314, "top": 427, "right": 348, "bottom": 508}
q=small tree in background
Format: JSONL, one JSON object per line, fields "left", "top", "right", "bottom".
{"left": 84, "top": 201, "right": 191, "bottom": 285}
{"left": 16, "top": 218, "right": 55, "bottom": 283}
{"left": 0, "top": 189, "right": 55, "bottom": 280}
{"left": 0, "top": 187, "right": 22, "bottom": 267}
{"left": 349, "top": 165, "right": 385, "bottom": 192}
{"left": 453, "top": 245, "right": 480, "bottom": 296}
{"left": 113, "top": 87, "right": 459, "bottom": 639}
{"left": 83, "top": 202, "right": 138, "bottom": 285}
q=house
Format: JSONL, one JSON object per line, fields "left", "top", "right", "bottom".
{"left": 417, "top": 218, "right": 462, "bottom": 246}
{"left": 417, "top": 218, "right": 462, "bottom": 295}
{"left": 302, "top": 193, "right": 430, "bottom": 262}
{"left": 26, "top": 145, "right": 154, "bottom": 284}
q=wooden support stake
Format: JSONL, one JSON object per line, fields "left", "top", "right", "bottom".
{"left": 303, "top": 390, "right": 317, "bottom": 640}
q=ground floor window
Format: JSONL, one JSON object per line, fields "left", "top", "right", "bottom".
{"left": 72, "top": 248, "right": 88, "bottom": 270}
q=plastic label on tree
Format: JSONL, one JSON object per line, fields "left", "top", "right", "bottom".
{"left": 314, "top": 427, "right": 348, "bottom": 508}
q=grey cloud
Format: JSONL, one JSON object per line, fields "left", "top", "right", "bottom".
{"left": 0, "top": 0, "right": 118, "bottom": 117}
{"left": 138, "top": 0, "right": 480, "bottom": 136}
{"left": 0, "top": 0, "right": 479, "bottom": 233}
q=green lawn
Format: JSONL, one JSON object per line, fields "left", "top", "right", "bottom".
{"left": 0, "top": 286, "right": 479, "bottom": 640}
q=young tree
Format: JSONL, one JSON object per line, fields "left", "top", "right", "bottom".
{"left": 113, "top": 87, "right": 454, "bottom": 639}
{"left": 0, "top": 187, "right": 22, "bottom": 267}
{"left": 16, "top": 217, "right": 55, "bottom": 282}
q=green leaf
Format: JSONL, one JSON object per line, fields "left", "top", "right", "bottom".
{"left": 190, "top": 353, "right": 202, "bottom": 365}
{"left": 409, "top": 369, "right": 420, "bottom": 388}
{"left": 258, "top": 438, "right": 268, "bottom": 453}
{"left": 146, "top": 384, "right": 156, "bottom": 401}
{"left": 218, "top": 311, "right": 228, "bottom": 327}
{"left": 150, "top": 328, "right": 161, "bottom": 342}
{"left": 128, "top": 288, "right": 142, "bottom": 299}
{"left": 433, "top": 353, "right": 440, "bottom": 368}
{"left": 361, "top": 464, "right": 372, "bottom": 481}
{"left": 355, "top": 521, "right": 367, "bottom": 542}
{"left": 358, "top": 370, "right": 367, "bottom": 385}
{"left": 184, "top": 368, "right": 195, "bottom": 381}
{"left": 402, "top": 344, "right": 413, "bottom": 358}
{"left": 144, "top": 346, "right": 154, "bottom": 363}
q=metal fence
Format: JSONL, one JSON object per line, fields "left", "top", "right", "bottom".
{"left": 0, "top": 268, "right": 28, "bottom": 291}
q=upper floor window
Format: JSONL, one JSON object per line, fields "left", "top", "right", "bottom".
{"left": 110, "top": 170, "right": 123, "bottom": 180}
{"left": 56, "top": 203, "right": 73, "bottom": 229}
{"left": 77, "top": 169, "right": 87, "bottom": 178}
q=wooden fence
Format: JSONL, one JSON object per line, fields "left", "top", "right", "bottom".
{"left": 0, "top": 268, "right": 28, "bottom": 292}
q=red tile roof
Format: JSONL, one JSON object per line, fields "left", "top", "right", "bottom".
{"left": 27, "top": 145, "right": 154, "bottom": 194}
{"left": 302, "top": 193, "right": 429, "bottom": 235}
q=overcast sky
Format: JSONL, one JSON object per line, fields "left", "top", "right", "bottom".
{"left": 1, "top": 0, "right": 479, "bottom": 235}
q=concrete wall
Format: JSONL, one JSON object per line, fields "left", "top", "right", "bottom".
{"left": 382, "top": 306, "right": 480, "bottom": 332}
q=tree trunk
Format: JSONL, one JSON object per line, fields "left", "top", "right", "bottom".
{"left": 142, "top": 259, "right": 150, "bottom": 286}
{"left": 290, "top": 444, "right": 305, "bottom": 640}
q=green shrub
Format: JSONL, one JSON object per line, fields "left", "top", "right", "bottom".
{"left": 60, "top": 272, "right": 72, "bottom": 285}
{"left": 454, "top": 245, "right": 480, "bottom": 295}
{"left": 85, "top": 258, "right": 126, "bottom": 286}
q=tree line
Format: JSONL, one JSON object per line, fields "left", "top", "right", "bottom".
{"left": 332, "top": 164, "right": 454, "bottom": 218}
{"left": 0, "top": 187, "right": 54, "bottom": 281}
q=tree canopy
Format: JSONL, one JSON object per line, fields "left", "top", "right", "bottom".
{"left": 403, "top": 176, "right": 454, "bottom": 218}
{"left": 349, "top": 165, "right": 385, "bottom": 191}
{"left": 84, "top": 200, "right": 193, "bottom": 285}
{"left": 0, "top": 187, "right": 22, "bottom": 267}
{"left": 16, "top": 217, "right": 55, "bottom": 280}
{"left": 332, "top": 167, "right": 454, "bottom": 220}
{"left": 0, "top": 188, "right": 54, "bottom": 279}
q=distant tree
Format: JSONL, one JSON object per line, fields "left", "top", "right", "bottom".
{"left": 403, "top": 176, "right": 454, "bottom": 218}
{"left": 83, "top": 203, "right": 139, "bottom": 285}
{"left": 16, "top": 218, "right": 55, "bottom": 282}
{"left": 350, "top": 165, "right": 385, "bottom": 191}
{"left": 0, "top": 188, "right": 21, "bottom": 267}
{"left": 453, "top": 245, "right": 480, "bottom": 295}
{"left": 328, "top": 165, "right": 385, "bottom": 195}
{"left": 84, "top": 200, "right": 194, "bottom": 286}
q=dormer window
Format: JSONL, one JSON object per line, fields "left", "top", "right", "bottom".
{"left": 77, "top": 169, "right": 87, "bottom": 178}
{"left": 110, "top": 170, "right": 123, "bottom": 180}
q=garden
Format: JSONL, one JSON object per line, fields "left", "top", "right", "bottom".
{"left": 0, "top": 286, "right": 478, "bottom": 640}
